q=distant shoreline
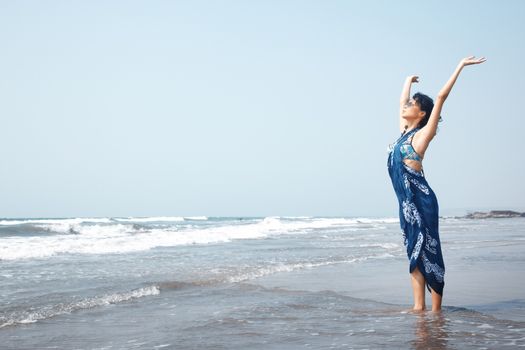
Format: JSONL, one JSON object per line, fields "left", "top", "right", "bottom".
{"left": 456, "top": 210, "right": 525, "bottom": 219}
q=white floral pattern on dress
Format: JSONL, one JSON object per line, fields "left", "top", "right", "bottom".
{"left": 387, "top": 141, "right": 398, "bottom": 168}
{"left": 403, "top": 173, "right": 410, "bottom": 190}
{"left": 408, "top": 177, "right": 430, "bottom": 195}
{"left": 402, "top": 199, "right": 422, "bottom": 227}
{"left": 410, "top": 231, "right": 423, "bottom": 262}
{"left": 401, "top": 229, "right": 408, "bottom": 247}
{"left": 422, "top": 251, "right": 445, "bottom": 283}
{"left": 425, "top": 228, "right": 438, "bottom": 255}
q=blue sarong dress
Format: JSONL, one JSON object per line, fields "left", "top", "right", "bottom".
{"left": 387, "top": 127, "right": 445, "bottom": 295}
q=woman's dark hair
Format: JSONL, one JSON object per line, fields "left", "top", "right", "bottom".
{"left": 413, "top": 92, "right": 443, "bottom": 129}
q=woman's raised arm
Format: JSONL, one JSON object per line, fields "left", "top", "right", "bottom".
{"left": 399, "top": 75, "right": 419, "bottom": 132}
{"left": 419, "top": 56, "right": 486, "bottom": 141}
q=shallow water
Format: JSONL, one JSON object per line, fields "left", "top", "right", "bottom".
{"left": 1, "top": 216, "right": 524, "bottom": 349}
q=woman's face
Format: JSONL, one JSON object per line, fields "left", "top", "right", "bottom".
{"left": 401, "top": 98, "right": 425, "bottom": 121}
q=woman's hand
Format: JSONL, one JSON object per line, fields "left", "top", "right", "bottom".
{"left": 407, "top": 75, "right": 419, "bottom": 83}
{"left": 460, "top": 56, "right": 487, "bottom": 67}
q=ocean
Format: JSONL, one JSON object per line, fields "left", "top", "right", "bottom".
{"left": 1, "top": 216, "right": 524, "bottom": 349}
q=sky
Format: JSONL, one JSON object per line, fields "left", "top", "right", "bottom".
{"left": 1, "top": 0, "right": 524, "bottom": 218}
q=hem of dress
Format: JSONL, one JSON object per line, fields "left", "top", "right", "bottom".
{"left": 409, "top": 259, "right": 445, "bottom": 297}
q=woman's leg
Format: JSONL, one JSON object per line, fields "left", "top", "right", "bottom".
{"left": 411, "top": 266, "right": 426, "bottom": 310}
{"left": 431, "top": 289, "right": 442, "bottom": 312}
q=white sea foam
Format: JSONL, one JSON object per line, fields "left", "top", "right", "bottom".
{"left": 226, "top": 253, "right": 394, "bottom": 283}
{"left": 184, "top": 216, "right": 208, "bottom": 221}
{"left": 0, "top": 218, "right": 112, "bottom": 226}
{"left": 113, "top": 216, "right": 186, "bottom": 223}
{"left": 282, "top": 216, "right": 313, "bottom": 219}
{"left": 35, "top": 223, "right": 136, "bottom": 236}
{"left": 352, "top": 217, "right": 399, "bottom": 224}
{"left": 0, "top": 216, "right": 398, "bottom": 260}
{"left": 0, "top": 285, "right": 160, "bottom": 328}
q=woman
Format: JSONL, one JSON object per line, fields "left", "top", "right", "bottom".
{"left": 387, "top": 56, "right": 486, "bottom": 311}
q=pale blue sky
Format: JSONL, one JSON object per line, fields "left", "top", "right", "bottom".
{"left": 1, "top": 1, "right": 524, "bottom": 218}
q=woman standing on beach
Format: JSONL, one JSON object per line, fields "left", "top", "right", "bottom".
{"left": 387, "top": 56, "right": 486, "bottom": 311}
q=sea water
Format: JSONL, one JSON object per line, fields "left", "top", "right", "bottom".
{"left": 1, "top": 216, "right": 524, "bottom": 349}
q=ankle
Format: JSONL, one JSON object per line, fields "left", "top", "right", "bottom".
{"left": 413, "top": 304, "right": 426, "bottom": 311}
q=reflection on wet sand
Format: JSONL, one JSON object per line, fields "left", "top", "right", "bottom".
{"left": 411, "top": 311, "right": 449, "bottom": 350}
